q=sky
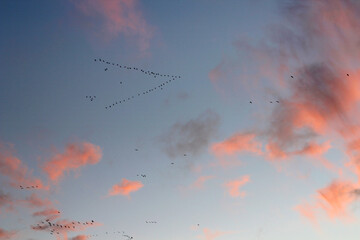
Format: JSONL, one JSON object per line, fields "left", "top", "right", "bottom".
{"left": 1, "top": 0, "right": 360, "bottom": 239}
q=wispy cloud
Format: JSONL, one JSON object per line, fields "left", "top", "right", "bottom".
{"left": 188, "top": 176, "right": 215, "bottom": 190}
{"left": 0, "top": 228, "right": 16, "bottom": 240}
{"left": 296, "top": 179, "right": 359, "bottom": 223}
{"left": 161, "top": 110, "right": 220, "bottom": 158}
{"left": 42, "top": 142, "right": 102, "bottom": 183}
{"left": 224, "top": 175, "right": 250, "bottom": 198}
{"left": 198, "top": 228, "right": 231, "bottom": 240}
{"left": 0, "top": 142, "right": 46, "bottom": 189}
{"left": 70, "top": 0, "right": 153, "bottom": 52}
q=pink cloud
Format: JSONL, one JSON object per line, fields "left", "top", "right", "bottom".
{"left": 42, "top": 142, "right": 102, "bottom": 182}
{"left": 212, "top": 133, "right": 262, "bottom": 156}
{"left": 296, "top": 179, "right": 358, "bottom": 223}
{"left": 0, "top": 142, "right": 46, "bottom": 189}
{"left": 71, "top": 0, "right": 153, "bottom": 52}
{"left": 70, "top": 235, "right": 88, "bottom": 240}
{"left": 198, "top": 228, "right": 230, "bottom": 240}
{"left": 224, "top": 175, "right": 250, "bottom": 198}
{"left": 0, "top": 228, "right": 16, "bottom": 240}
{"left": 208, "top": 0, "right": 360, "bottom": 175}
{"left": 189, "top": 176, "right": 214, "bottom": 190}
{"left": 108, "top": 178, "right": 143, "bottom": 196}
{"left": 32, "top": 208, "right": 61, "bottom": 220}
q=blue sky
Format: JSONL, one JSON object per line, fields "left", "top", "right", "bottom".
{"left": 1, "top": 1, "right": 360, "bottom": 240}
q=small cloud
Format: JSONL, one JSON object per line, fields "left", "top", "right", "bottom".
{"left": 108, "top": 178, "right": 143, "bottom": 197}
{"left": 188, "top": 176, "right": 215, "bottom": 190}
{"left": 224, "top": 175, "right": 250, "bottom": 198}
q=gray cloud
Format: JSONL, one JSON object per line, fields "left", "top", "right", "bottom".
{"left": 160, "top": 110, "right": 220, "bottom": 158}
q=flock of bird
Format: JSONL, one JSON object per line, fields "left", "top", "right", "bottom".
{"left": 86, "top": 95, "right": 96, "bottom": 102}
{"left": 87, "top": 231, "right": 131, "bottom": 238}
{"left": 145, "top": 221, "right": 157, "bottom": 224}
{"left": 19, "top": 185, "right": 39, "bottom": 189}
{"left": 32, "top": 219, "right": 96, "bottom": 235}
{"left": 90, "top": 58, "right": 182, "bottom": 110}
{"left": 95, "top": 58, "right": 181, "bottom": 79}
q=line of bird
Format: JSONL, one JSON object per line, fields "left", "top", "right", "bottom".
{"left": 87, "top": 231, "right": 135, "bottom": 239}
{"left": 95, "top": 58, "right": 181, "bottom": 79}
{"left": 104, "top": 76, "right": 179, "bottom": 109}
{"left": 33, "top": 219, "right": 96, "bottom": 235}
{"left": 145, "top": 221, "right": 157, "bottom": 224}
{"left": 19, "top": 185, "right": 39, "bottom": 189}
{"left": 249, "top": 100, "right": 280, "bottom": 104}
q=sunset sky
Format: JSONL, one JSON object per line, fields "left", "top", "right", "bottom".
{"left": 1, "top": 0, "right": 360, "bottom": 239}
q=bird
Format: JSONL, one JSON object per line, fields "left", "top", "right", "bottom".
{"left": 249, "top": 101, "right": 252, "bottom": 104}
{"left": 105, "top": 68, "right": 108, "bottom": 71}
{"left": 291, "top": 75, "right": 294, "bottom": 78}
{"left": 276, "top": 100, "right": 280, "bottom": 103}
{"left": 135, "top": 149, "right": 139, "bottom": 151}
{"left": 347, "top": 73, "right": 350, "bottom": 76}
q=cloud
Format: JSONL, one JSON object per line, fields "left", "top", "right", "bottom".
{"left": 161, "top": 110, "right": 220, "bottom": 158}
{"left": 0, "top": 191, "right": 14, "bottom": 214}
{"left": 211, "top": 133, "right": 262, "bottom": 157}
{"left": 42, "top": 142, "right": 102, "bottom": 182}
{"left": 296, "top": 179, "right": 358, "bottom": 223}
{"left": 0, "top": 142, "right": 46, "bottom": 189}
{"left": 31, "top": 219, "right": 101, "bottom": 239}
{"left": 70, "top": 235, "right": 88, "bottom": 240}
{"left": 188, "top": 176, "right": 214, "bottom": 190}
{"left": 70, "top": 0, "right": 153, "bottom": 52}
{"left": 21, "top": 193, "right": 52, "bottom": 209}
{"left": 224, "top": 175, "right": 250, "bottom": 198}
{"left": 108, "top": 178, "right": 143, "bottom": 196}
{"left": 0, "top": 228, "right": 16, "bottom": 239}
{"left": 209, "top": 0, "right": 360, "bottom": 176}
{"left": 198, "top": 228, "right": 230, "bottom": 240}
{"left": 32, "top": 208, "right": 61, "bottom": 220}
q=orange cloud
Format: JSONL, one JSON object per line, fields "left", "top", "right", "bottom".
{"left": 42, "top": 142, "right": 102, "bottom": 182}
{"left": 209, "top": 0, "right": 360, "bottom": 175}
{"left": 317, "top": 180, "right": 356, "bottom": 219}
{"left": 71, "top": 235, "right": 88, "bottom": 240}
{"left": 71, "top": 0, "right": 153, "bottom": 52}
{"left": 198, "top": 228, "right": 230, "bottom": 240}
{"left": 0, "top": 228, "right": 16, "bottom": 239}
{"left": 224, "top": 175, "right": 250, "bottom": 198}
{"left": 212, "top": 133, "right": 262, "bottom": 156}
{"left": 189, "top": 176, "right": 214, "bottom": 190}
{"left": 296, "top": 179, "right": 358, "bottom": 223}
{"left": 32, "top": 208, "right": 61, "bottom": 220}
{"left": 0, "top": 142, "right": 46, "bottom": 189}
{"left": 108, "top": 178, "right": 143, "bottom": 196}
